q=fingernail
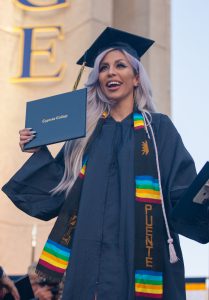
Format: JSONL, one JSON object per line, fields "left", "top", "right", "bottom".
{"left": 30, "top": 131, "right": 37, "bottom": 134}
{"left": 27, "top": 137, "right": 34, "bottom": 142}
{"left": 27, "top": 128, "right": 33, "bottom": 130}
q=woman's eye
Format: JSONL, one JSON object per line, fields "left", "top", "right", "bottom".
{"left": 117, "top": 63, "right": 126, "bottom": 68}
{"left": 99, "top": 65, "right": 108, "bottom": 72}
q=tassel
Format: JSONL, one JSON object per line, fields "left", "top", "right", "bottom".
{"left": 144, "top": 112, "right": 179, "bottom": 265}
{"left": 168, "top": 238, "right": 179, "bottom": 263}
{"left": 73, "top": 62, "right": 86, "bottom": 90}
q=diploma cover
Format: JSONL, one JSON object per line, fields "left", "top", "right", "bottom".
{"left": 24, "top": 88, "right": 87, "bottom": 150}
{"left": 172, "top": 162, "right": 209, "bottom": 222}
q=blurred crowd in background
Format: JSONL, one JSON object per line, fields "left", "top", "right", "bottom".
{"left": 0, "top": 263, "right": 64, "bottom": 300}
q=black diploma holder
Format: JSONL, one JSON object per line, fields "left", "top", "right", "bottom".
{"left": 171, "top": 162, "right": 209, "bottom": 242}
{"left": 24, "top": 88, "right": 87, "bottom": 150}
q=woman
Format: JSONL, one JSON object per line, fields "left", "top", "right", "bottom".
{"left": 2, "top": 27, "right": 209, "bottom": 300}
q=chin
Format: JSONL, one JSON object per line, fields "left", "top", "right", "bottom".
{"left": 107, "top": 96, "right": 130, "bottom": 105}
{"left": 106, "top": 97, "right": 121, "bottom": 105}
{"left": 102, "top": 96, "right": 116, "bottom": 106}
{"left": 105, "top": 93, "right": 121, "bottom": 102}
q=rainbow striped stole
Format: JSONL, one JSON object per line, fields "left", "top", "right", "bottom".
{"left": 135, "top": 176, "right": 161, "bottom": 204}
{"left": 135, "top": 270, "right": 163, "bottom": 299}
{"left": 134, "top": 111, "right": 164, "bottom": 299}
{"left": 79, "top": 158, "right": 87, "bottom": 178}
{"left": 134, "top": 112, "right": 145, "bottom": 130}
{"left": 37, "top": 159, "right": 88, "bottom": 281}
{"left": 39, "top": 239, "right": 71, "bottom": 275}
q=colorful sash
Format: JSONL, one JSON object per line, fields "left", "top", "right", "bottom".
{"left": 36, "top": 111, "right": 164, "bottom": 299}
{"left": 134, "top": 112, "right": 163, "bottom": 299}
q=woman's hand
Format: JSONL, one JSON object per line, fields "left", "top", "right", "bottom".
{"left": 19, "top": 128, "right": 40, "bottom": 153}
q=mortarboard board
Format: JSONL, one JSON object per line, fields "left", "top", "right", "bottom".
{"left": 77, "top": 27, "right": 155, "bottom": 68}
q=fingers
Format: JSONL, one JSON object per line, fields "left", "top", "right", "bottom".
{"left": 0, "top": 287, "right": 7, "bottom": 298}
{"left": 19, "top": 128, "right": 36, "bottom": 143}
{"left": 1, "top": 276, "right": 20, "bottom": 300}
{"left": 10, "top": 285, "right": 20, "bottom": 300}
{"left": 19, "top": 128, "right": 39, "bottom": 153}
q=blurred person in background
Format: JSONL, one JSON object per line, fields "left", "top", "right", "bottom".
{"left": 28, "top": 263, "right": 64, "bottom": 300}
{"left": 0, "top": 266, "right": 19, "bottom": 300}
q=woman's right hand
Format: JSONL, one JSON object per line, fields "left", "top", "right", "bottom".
{"left": 19, "top": 128, "right": 41, "bottom": 153}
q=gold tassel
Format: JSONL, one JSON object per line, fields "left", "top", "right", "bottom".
{"left": 73, "top": 62, "right": 86, "bottom": 90}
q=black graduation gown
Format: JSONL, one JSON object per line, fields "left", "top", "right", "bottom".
{"left": 2, "top": 113, "right": 209, "bottom": 300}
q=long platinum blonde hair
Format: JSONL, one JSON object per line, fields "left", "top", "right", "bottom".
{"left": 52, "top": 48, "right": 156, "bottom": 196}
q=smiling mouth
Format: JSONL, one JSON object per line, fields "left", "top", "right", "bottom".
{"left": 106, "top": 81, "right": 122, "bottom": 88}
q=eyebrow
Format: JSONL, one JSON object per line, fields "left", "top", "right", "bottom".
{"left": 100, "top": 59, "right": 127, "bottom": 65}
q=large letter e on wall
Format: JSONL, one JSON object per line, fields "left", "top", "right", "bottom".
{"left": 13, "top": 0, "right": 69, "bottom": 11}
{"left": 11, "top": 26, "right": 66, "bottom": 83}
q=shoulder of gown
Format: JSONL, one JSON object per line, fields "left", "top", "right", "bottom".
{"left": 150, "top": 112, "right": 209, "bottom": 243}
{"left": 2, "top": 146, "right": 65, "bottom": 221}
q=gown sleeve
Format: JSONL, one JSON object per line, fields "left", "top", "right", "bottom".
{"left": 1, "top": 146, "right": 66, "bottom": 221}
{"left": 153, "top": 113, "right": 209, "bottom": 243}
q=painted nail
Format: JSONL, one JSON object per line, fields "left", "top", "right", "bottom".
{"left": 27, "top": 128, "right": 33, "bottom": 130}
{"left": 30, "top": 131, "right": 37, "bottom": 134}
{"left": 27, "top": 137, "right": 33, "bottom": 142}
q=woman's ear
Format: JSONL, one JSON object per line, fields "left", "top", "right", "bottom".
{"left": 134, "top": 74, "right": 140, "bottom": 87}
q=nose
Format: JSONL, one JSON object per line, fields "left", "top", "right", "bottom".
{"left": 107, "top": 65, "right": 116, "bottom": 76}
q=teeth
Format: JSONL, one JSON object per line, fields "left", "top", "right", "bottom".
{"left": 107, "top": 81, "right": 121, "bottom": 87}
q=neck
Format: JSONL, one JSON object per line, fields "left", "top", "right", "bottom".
{"left": 110, "top": 98, "right": 134, "bottom": 122}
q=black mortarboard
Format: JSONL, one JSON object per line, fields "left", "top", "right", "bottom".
{"left": 77, "top": 27, "right": 154, "bottom": 68}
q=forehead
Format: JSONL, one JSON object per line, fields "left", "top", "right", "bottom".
{"left": 100, "top": 49, "right": 129, "bottom": 64}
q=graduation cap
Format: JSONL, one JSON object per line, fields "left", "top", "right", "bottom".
{"left": 73, "top": 27, "right": 154, "bottom": 89}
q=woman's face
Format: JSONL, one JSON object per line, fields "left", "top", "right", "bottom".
{"left": 98, "top": 50, "right": 139, "bottom": 104}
